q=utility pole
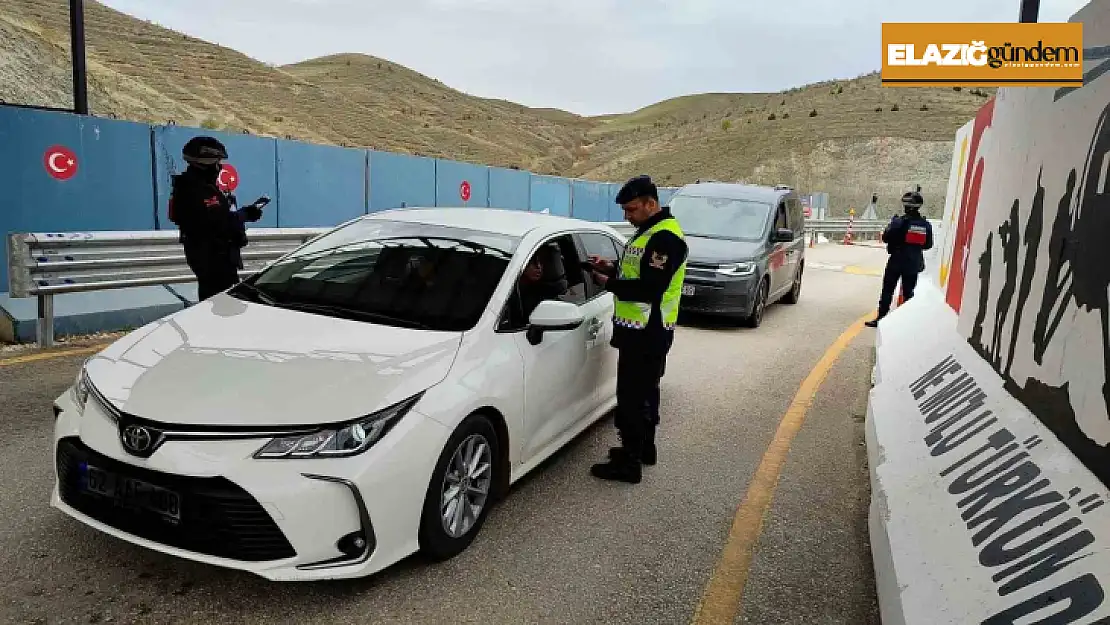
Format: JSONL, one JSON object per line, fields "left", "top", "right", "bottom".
{"left": 70, "top": 0, "right": 88, "bottom": 114}
{"left": 1018, "top": 0, "right": 1040, "bottom": 23}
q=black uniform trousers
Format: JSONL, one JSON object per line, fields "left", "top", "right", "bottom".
{"left": 614, "top": 346, "right": 666, "bottom": 457}
{"left": 185, "top": 245, "right": 241, "bottom": 301}
{"left": 876, "top": 255, "right": 920, "bottom": 319}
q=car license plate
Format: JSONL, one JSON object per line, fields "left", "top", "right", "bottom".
{"left": 681, "top": 284, "right": 695, "bottom": 296}
{"left": 84, "top": 464, "right": 182, "bottom": 521}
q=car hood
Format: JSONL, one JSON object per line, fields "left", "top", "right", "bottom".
{"left": 684, "top": 235, "right": 764, "bottom": 265}
{"left": 82, "top": 293, "right": 463, "bottom": 427}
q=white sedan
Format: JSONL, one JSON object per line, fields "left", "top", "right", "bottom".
{"left": 51, "top": 208, "right": 626, "bottom": 581}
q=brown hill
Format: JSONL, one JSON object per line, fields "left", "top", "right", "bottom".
{"left": 0, "top": 0, "right": 992, "bottom": 215}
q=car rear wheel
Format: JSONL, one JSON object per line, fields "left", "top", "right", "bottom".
{"left": 418, "top": 413, "right": 500, "bottom": 561}
{"left": 782, "top": 263, "right": 803, "bottom": 304}
{"left": 743, "top": 278, "right": 769, "bottom": 328}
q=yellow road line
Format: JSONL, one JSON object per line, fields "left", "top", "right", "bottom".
{"left": 0, "top": 344, "right": 106, "bottom": 367}
{"left": 844, "top": 265, "right": 883, "bottom": 277}
{"left": 690, "top": 312, "right": 872, "bottom": 625}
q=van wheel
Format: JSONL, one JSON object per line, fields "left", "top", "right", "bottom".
{"left": 418, "top": 413, "right": 500, "bottom": 561}
{"left": 783, "top": 263, "right": 803, "bottom": 304}
{"left": 743, "top": 278, "right": 769, "bottom": 328}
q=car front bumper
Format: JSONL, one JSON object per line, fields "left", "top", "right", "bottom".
{"left": 679, "top": 271, "right": 759, "bottom": 316}
{"left": 50, "top": 387, "right": 450, "bottom": 581}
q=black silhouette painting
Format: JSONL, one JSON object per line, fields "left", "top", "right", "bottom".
{"left": 1005, "top": 175, "right": 1045, "bottom": 380}
{"left": 970, "top": 231, "right": 993, "bottom": 353}
{"left": 990, "top": 202, "right": 1020, "bottom": 370}
{"left": 967, "top": 98, "right": 1110, "bottom": 486}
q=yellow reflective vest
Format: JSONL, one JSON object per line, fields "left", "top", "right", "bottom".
{"left": 613, "top": 217, "right": 686, "bottom": 331}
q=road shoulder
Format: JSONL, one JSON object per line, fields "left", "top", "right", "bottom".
{"left": 737, "top": 331, "right": 880, "bottom": 625}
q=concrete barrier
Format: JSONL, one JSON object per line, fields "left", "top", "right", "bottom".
{"left": 867, "top": 2, "right": 1110, "bottom": 621}
{"left": 869, "top": 280, "right": 1110, "bottom": 623}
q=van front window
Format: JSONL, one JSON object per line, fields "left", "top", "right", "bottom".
{"left": 669, "top": 196, "right": 773, "bottom": 242}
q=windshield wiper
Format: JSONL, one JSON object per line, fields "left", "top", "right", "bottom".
{"left": 232, "top": 281, "right": 282, "bottom": 306}
{"left": 274, "top": 301, "right": 433, "bottom": 330}
{"left": 685, "top": 232, "right": 744, "bottom": 241}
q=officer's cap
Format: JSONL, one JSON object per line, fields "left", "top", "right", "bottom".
{"left": 615, "top": 175, "right": 658, "bottom": 205}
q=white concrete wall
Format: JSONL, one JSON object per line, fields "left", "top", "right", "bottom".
{"left": 867, "top": 2, "right": 1110, "bottom": 621}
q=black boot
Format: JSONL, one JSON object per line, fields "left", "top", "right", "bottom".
{"left": 594, "top": 430, "right": 642, "bottom": 483}
{"left": 609, "top": 425, "right": 656, "bottom": 465}
{"left": 591, "top": 456, "right": 642, "bottom": 483}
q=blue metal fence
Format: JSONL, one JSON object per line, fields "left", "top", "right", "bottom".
{"left": 1, "top": 104, "right": 689, "bottom": 291}
{"left": 488, "top": 167, "right": 531, "bottom": 209}
{"left": 153, "top": 125, "right": 280, "bottom": 229}
{"left": 0, "top": 108, "right": 156, "bottom": 288}
{"left": 368, "top": 150, "right": 436, "bottom": 211}
{"left": 529, "top": 175, "right": 572, "bottom": 216}
{"left": 276, "top": 139, "right": 367, "bottom": 227}
{"left": 435, "top": 159, "right": 490, "bottom": 208}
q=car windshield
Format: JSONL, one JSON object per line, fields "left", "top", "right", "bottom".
{"left": 669, "top": 195, "right": 773, "bottom": 241}
{"left": 231, "top": 218, "right": 521, "bottom": 332}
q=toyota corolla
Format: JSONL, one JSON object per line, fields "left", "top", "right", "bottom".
{"left": 51, "top": 208, "right": 624, "bottom": 581}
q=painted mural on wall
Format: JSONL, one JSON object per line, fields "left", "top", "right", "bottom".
{"left": 955, "top": 13, "right": 1110, "bottom": 485}
{"left": 932, "top": 118, "right": 973, "bottom": 289}
{"left": 945, "top": 99, "right": 995, "bottom": 314}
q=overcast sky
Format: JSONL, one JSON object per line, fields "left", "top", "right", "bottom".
{"left": 100, "top": 0, "right": 1090, "bottom": 116}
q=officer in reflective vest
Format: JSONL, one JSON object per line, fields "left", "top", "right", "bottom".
{"left": 586, "top": 175, "right": 688, "bottom": 484}
{"left": 866, "top": 190, "right": 934, "bottom": 327}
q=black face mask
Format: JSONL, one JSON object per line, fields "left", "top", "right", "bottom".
{"left": 187, "top": 162, "right": 221, "bottom": 183}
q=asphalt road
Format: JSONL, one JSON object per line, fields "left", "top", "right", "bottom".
{"left": 0, "top": 244, "right": 889, "bottom": 625}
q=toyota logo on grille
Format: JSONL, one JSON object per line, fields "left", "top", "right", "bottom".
{"left": 122, "top": 425, "right": 154, "bottom": 454}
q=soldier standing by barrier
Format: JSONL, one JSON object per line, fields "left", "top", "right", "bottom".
{"left": 168, "top": 137, "right": 268, "bottom": 301}
{"left": 866, "top": 190, "right": 933, "bottom": 328}
{"left": 586, "top": 175, "right": 688, "bottom": 484}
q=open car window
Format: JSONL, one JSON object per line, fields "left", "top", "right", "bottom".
{"left": 231, "top": 219, "right": 520, "bottom": 332}
{"left": 499, "top": 233, "right": 589, "bottom": 332}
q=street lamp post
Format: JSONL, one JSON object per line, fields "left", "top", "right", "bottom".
{"left": 69, "top": 0, "right": 88, "bottom": 114}
{"left": 1019, "top": 0, "right": 1040, "bottom": 23}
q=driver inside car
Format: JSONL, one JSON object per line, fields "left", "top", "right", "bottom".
{"left": 517, "top": 245, "right": 568, "bottom": 320}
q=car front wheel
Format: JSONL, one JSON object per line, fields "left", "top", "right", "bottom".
{"left": 418, "top": 413, "right": 500, "bottom": 561}
{"left": 782, "top": 263, "right": 803, "bottom": 304}
{"left": 743, "top": 278, "right": 769, "bottom": 328}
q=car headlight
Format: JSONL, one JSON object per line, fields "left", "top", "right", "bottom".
{"left": 716, "top": 262, "right": 755, "bottom": 276}
{"left": 71, "top": 366, "right": 91, "bottom": 413}
{"left": 253, "top": 393, "right": 423, "bottom": 459}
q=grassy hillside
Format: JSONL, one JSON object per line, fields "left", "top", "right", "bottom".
{"left": 0, "top": 0, "right": 993, "bottom": 216}
{"left": 574, "top": 76, "right": 993, "bottom": 214}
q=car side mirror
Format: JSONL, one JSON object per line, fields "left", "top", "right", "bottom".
{"left": 525, "top": 300, "right": 584, "bottom": 345}
{"left": 772, "top": 228, "right": 794, "bottom": 243}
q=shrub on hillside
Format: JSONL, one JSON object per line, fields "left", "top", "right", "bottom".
{"left": 891, "top": 103, "right": 900, "bottom": 111}
{"left": 809, "top": 108, "right": 818, "bottom": 117}
{"left": 722, "top": 119, "right": 732, "bottom": 131}
{"left": 768, "top": 112, "right": 777, "bottom": 120}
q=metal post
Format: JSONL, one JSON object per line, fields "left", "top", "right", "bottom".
{"left": 37, "top": 294, "right": 55, "bottom": 348}
{"left": 1019, "top": 0, "right": 1040, "bottom": 22}
{"left": 69, "top": 0, "right": 89, "bottom": 114}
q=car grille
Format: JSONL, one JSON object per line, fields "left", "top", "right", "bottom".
{"left": 56, "top": 437, "right": 297, "bottom": 562}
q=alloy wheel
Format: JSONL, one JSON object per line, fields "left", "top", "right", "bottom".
{"left": 440, "top": 433, "right": 493, "bottom": 538}
{"left": 753, "top": 281, "right": 767, "bottom": 325}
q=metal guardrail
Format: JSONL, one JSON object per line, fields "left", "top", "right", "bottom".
{"left": 6, "top": 221, "right": 637, "bottom": 347}
{"left": 4, "top": 217, "right": 876, "bottom": 348}
{"left": 6, "top": 228, "right": 325, "bottom": 347}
